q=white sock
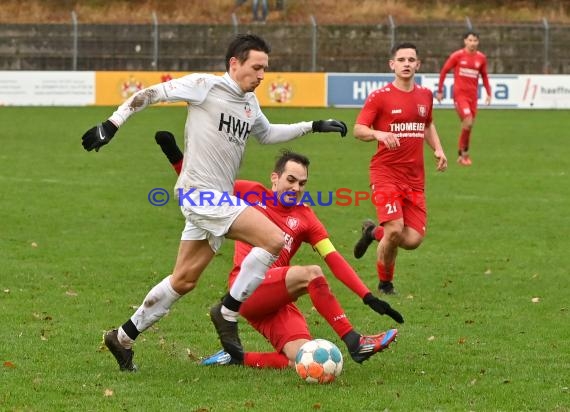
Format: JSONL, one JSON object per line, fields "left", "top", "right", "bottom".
{"left": 129, "top": 275, "right": 181, "bottom": 333}
{"left": 228, "top": 247, "right": 278, "bottom": 304}
{"left": 220, "top": 306, "right": 240, "bottom": 323}
{"left": 117, "top": 327, "right": 135, "bottom": 349}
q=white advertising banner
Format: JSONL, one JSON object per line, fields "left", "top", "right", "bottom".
{"left": 0, "top": 71, "right": 95, "bottom": 106}
{"left": 0, "top": 71, "right": 568, "bottom": 108}
{"left": 421, "top": 74, "right": 570, "bottom": 109}
{"left": 515, "top": 75, "right": 570, "bottom": 109}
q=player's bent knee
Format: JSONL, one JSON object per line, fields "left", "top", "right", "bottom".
{"left": 287, "top": 265, "right": 324, "bottom": 292}
{"left": 402, "top": 240, "right": 422, "bottom": 250}
{"left": 261, "top": 231, "right": 286, "bottom": 255}
{"left": 305, "top": 265, "right": 324, "bottom": 281}
{"left": 170, "top": 272, "right": 199, "bottom": 294}
{"left": 400, "top": 235, "right": 424, "bottom": 250}
{"left": 384, "top": 229, "right": 404, "bottom": 245}
{"left": 283, "top": 339, "right": 309, "bottom": 363}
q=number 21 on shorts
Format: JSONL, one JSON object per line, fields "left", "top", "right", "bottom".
{"left": 385, "top": 201, "right": 398, "bottom": 214}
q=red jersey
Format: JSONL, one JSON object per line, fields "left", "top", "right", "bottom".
{"left": 229, "top": 180, "right": 328, "bottom": 283}
{"left": 438, "top": 48, "right": 491, "bottom": 99}
{"left": 356, "top": 83, "right": 433, "bottom": 191}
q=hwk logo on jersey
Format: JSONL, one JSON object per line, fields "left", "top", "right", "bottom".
{"left": 218, "top": 113, "right": 252, "bottom": 143}
{"left": 286, "top": 216, "right": 299, "bottom": 230}
{"left": 417, "top": 104, "right": 427, "bottom": 117}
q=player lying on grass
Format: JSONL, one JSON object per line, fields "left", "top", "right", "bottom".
{"left": 156, "top": 131, "right": 403, "bottom": 368}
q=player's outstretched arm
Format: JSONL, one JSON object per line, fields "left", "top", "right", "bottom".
{"left": 255, "top": 118, "right": 347, "bottom": 144}
{"left": 81, "top": 83, "right": 170, "bottom": 152}
{"left": 313, "top": 238, "right": 404, "bottom": 323}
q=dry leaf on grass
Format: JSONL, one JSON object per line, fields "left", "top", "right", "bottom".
{"left": 186, "top": 348, "right": 200, "bottom": 361}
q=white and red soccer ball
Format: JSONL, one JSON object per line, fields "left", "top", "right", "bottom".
{"left": 295, "top": 339, "right": 343, "bottom": 384}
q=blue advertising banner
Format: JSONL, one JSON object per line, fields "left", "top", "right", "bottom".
{"left": 422, "top": 74, "right": 519, "bottom": 108}
{"left": 327, "top": 73, "right": 421, "bottom": 108}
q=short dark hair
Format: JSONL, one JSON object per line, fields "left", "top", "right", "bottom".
{"left": 273, "top": 150, "right": 310, "bottom": 176}
{"left": 225, "top": 34, "right": 271, "bottom": 71}
{"left": 390, "top": 42, "right": 418, "bottom": 57}
{"left": 464, "top": 30, "right": 480, "bottom": 39}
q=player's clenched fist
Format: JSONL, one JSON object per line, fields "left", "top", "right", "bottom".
{"left": 312, "top": 119, "right": 348, "bottom": 137}
{"left": 81, "top": 120, "right": 118, "bottom": 152}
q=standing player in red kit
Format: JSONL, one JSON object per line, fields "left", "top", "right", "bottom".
{"left": 436, "top": 30, "right": 491, "bottom": 166}
{"left": 156, "top": 134, "right": 403, "bottom": 368}
{"left": 352, "top": 42, "right": 447, "bottom": 295}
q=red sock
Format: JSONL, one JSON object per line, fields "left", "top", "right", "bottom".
{"left": 458, "top": 128, "right": 471, "bottom": 153}
{"left": 376, "top": 261, "right": 395, "bottom": 282}
{"left": 173, "top": 159, "right": 183, "bottom": 175}
{"left": 372, "top": 226, "right": 384, "bottom": 241}
{"left": 244, "top": 352, "right": 289, "bottom": 369}
{"left": 307, "top": 276, "right": 353, "bottom": 339}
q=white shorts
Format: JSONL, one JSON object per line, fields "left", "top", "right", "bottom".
{"left": 178, "top": 188, "right": 248, "bottom": 253}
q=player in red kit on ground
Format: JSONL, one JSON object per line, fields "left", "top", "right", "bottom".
{"left": 156, "top": 133, "right": 403, "bottom": 369}
{"left": 352, "top": 42, "right": 447, "bottom": 295}
{"left": 436, "top": 30, "right": 491, "bottom": 166}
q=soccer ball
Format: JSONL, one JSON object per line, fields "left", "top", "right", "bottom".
{"left": 295, "top": 339, "right": 343, "bottom": 384}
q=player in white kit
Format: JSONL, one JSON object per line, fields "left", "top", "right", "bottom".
{"left": 81, "top": 34, "right": 348, "bottom": 371}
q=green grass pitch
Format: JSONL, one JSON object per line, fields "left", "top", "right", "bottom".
{"left": 0, "top": 106, "right": 568, "bottom": 411}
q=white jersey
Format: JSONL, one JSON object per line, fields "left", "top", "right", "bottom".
{"left": 109, "top": 73, "right": 312, "bottom": 194}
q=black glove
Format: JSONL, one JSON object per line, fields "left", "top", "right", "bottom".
{"left": 363, "top": 293, "right": 404, "bottom": 324}
{"left": 312, "top": 119, "right": 348, "bottom": 137}
{"left": 81, "top": 120, "right": 118, "bottom": 152}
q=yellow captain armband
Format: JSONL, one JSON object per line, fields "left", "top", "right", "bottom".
{"left": 313, "top": 238, "right": 336, "bottom": 257}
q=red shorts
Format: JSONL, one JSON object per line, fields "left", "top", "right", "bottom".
{"left": 454, "top": 95, "right": 477, "bottom": 120}
{"left": 234, "top": 266, "right": 311, "bottom": 352}
{"left": 371, "top": 182, "right": 427, "bottom": 236}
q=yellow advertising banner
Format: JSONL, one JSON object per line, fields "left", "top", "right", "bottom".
{"left": 254, "top": 72, "right": 326, "bottom": 107}
{"left": 94, "top": 71, "right": 326, "bottom": 107}
{"left": 95, "top": 71, "right": 191, "bottom": 106}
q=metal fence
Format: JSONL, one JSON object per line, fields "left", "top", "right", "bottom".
{"left": 0, "top": 15, "right": 568, "bottom": 74}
